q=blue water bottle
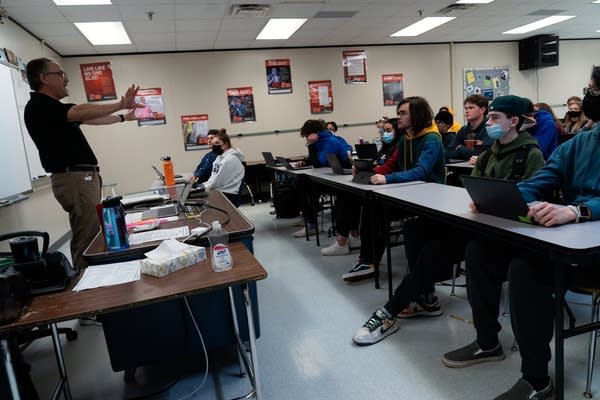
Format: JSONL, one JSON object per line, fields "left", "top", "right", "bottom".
{"left": 101, "top": 196, "right": 129, "bottom": 251}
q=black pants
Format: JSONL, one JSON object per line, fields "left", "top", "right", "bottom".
{"left": 293, "top": 176, "right": 316, "bottom": 225}
{"left": 333, "top": 193, "right": 360, "bottom": 237}
{"left": 384, "top": 218, "right": 468, "bottom": 315}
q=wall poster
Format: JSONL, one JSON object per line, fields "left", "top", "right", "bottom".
{"left": 343, "top": 50, "right": 367, "bottom": 83}
{"left": 227, "top": 87, "right": 256, "bottom": 123}
{"left": 79, "top": 61, "right": 117, "bottom": 102}
{"left": 265, "top": 59, "right": 293, "bottom": 94}
{"left": 382, "top": 73, "right": 404, "bottom": 106}
{"left": 135, "top": 87, "right": 166, "bottom": 126}
{"left": 463, "top": 66, "right": 510, "bottom": 102}
{"left": 182, "top": 114, "right": 209, "bottom": 151}
{"left": 308, "top": 80, "right": 333, "bottom": 114}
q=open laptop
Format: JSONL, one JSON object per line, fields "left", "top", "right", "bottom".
{"left": 276, "top": 156, "right": 312, "bottom": 170}
{"left": 326, "top": 153, "right": 352, "bottom": 175}
{"left": 152, "top": 165, "right": 187, "bottom": 185}
{"left": 355, "top": 143, "right": 378, "bottom": 160}
{"left": 141, "top": 182, "right": 193, "bottom": 220}
{"left": 262, "top": 151, "right": 282, "bottom": 167}
{"left": 460, "top": 175, "right": 533, "bottom": 224}
{"left": 352, "top": 159, "right": 374, "bottom": 184}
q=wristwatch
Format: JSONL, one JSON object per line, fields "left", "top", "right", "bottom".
{"left": 578, "top": 204, "right": 592, "bottom": 222}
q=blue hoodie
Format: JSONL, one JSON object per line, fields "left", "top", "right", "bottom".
{"left": 518, "top": 125, "right": 600, "bottom": 220}
{"left": 193, "top": 151, "right": 217, "bottom": 183}
{"left": 528, "top": 110, "right": 558, "bottom": 159}
{"left": 313, "top": 130, "right": 351, "bottom": 167}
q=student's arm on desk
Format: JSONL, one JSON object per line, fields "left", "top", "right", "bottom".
{"left": 382, "top": 139, "right": 442, "bottom": 184}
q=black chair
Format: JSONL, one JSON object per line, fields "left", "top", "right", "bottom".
{"left": 239, "top": 161, "right": 255, "bottom": 206}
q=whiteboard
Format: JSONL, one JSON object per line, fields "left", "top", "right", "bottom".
{"left": 0, "top": 63, "right": 31, "bottom": 199}
{"left": 10, "top": 66, "right": 46, "bottom": 180}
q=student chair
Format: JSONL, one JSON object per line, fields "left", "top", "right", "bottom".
{"left": 239, "top": 162, "right": 255, "bottom": 206}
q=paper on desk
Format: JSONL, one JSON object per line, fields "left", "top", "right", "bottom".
{"left": 128, "top": 226, "right": 189, "bottom": 245}
{"left": 72, "top": 260, "right": 141, "bottom": 292}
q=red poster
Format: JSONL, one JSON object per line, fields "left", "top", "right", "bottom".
{"left": 265, "top": 59, "right": 293, "bottom": 94}
{"left": 308, "top": 80, "right": 333, "bottom": 114}
{"left": 227, "top": 87, "right": 256, "bottom": 123}
{"left": 382, "top": 73, "right": 404, "bottom": 106}
{"left": 182, "top": 114, "right": 209, "bottom": 150}
{"left": 79, "top": 61, "right": 117, "bottom": 102}
{"left": 135, "top": 87, "right": 166, "bottom": 126}
{"left": 343, "top": 50, "right": 367, "bottom": 84}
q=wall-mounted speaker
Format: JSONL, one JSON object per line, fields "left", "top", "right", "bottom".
{"left": 518, "top": 35, "right": 559, "bottom": 70}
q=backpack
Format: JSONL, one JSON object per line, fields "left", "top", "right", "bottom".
{"left": 478, "top": 143, "right": 538, "bottom": 182}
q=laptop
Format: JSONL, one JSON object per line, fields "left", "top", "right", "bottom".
{"left": 262, "top": 151, "right": 282, "bottom": 167}
{"left": 352, "top": 159, "right": 374, "bottom": 184}
{"left": 326, "top": 153, "right": 352, "bottom": 175}
{"left": 460, "top": 175, "right": 533, "bottom": 224}
{"left": 152, "top": 165, "right": 187, "bottom": 185}
{"left": 355, "top": 143, "right": 378, "bottom": 160}
{"left": 141, "top": 182, "right": 193, "bottom": 220}
{"left": 276, "top": 157, "right": 312, "bottom": 170}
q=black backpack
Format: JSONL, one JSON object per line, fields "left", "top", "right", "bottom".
{"left": 477, "top": 143, "right": 538, "bottom": 182}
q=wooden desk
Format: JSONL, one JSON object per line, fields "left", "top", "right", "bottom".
{"left": 1, "top": 242, "right": 267, "bottom": 399}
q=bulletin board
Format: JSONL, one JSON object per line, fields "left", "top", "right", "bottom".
{"left": 463, "top": 66, "right": 510, "bottom": 102}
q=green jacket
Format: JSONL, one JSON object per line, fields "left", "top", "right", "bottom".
{"left": 472, "top": 131, "right": 545, "bottom": 180}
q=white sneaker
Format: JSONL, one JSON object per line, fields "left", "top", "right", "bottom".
{"left": 348, "top": 235, "right": 361, "bottom": 250}
{"left": 293, "top": 225, "right": 319, "bottom": 238}
{"left": 321, "top": 240, "right": 349, "bottom": 256}
{"left": 352, "top": 309, "right": 399, "bottom": 346}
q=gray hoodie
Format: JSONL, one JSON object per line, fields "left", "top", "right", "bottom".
{"left": 204, "top": 147, "right": 245, "bottom": 194}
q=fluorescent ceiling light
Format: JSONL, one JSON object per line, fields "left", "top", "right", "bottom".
{"left": 74, "top": 22, "right": 131, "bottom": 45}
{"left": 503, "top": 15, "right": 575, "bottom": 34}
{"left": 256, "top": 18, "right": 307, "bottom": 40}
{"left": 456, "top": 0, "right": 495, "bottom": 3}
{"left": 53, "top": 0, "right": 112, "bottom": 5}
{"left": 390, "top": 17, "right": 455, "bottom": 37}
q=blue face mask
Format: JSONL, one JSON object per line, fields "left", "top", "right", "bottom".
{"left": 382, "top": 131, "right": 394, "bottom": 144}
{"left": 486, "top": 124, "right": 506, "bottom": 140}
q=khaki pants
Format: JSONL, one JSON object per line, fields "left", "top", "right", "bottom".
{"left": 51, "top": 171, "right": 102, "bottom": 269}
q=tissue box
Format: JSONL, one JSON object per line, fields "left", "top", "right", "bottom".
{"left": 140, "top": 239, "right": 207, "bottom": 278}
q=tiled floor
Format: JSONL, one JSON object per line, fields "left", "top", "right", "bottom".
{"left": 23, "top": 202, "right": 600, "bottom": 399}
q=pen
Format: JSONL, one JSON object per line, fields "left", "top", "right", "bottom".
{"left": 450, "top": 314, "right": 473, "bottom": 324}
{"left": 126, "top": 218, "right": 169, "bottom": 229}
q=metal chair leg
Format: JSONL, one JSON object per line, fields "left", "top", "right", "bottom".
{"left": 584, "top": 293, "right": 600, "bottom": 398}
{"left": 450, "top": 262, "right": 458, "bottom": 296}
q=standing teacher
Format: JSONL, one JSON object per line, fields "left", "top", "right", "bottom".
{"left": 24, "top": 57, "right": 140, "bottom": 270}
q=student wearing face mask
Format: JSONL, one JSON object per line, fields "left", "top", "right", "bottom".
{"left": 562, "top": 96, "right": 588, "bottom": 134}
{"left": 196, "top": 130, "right": 245, "bottom": 206}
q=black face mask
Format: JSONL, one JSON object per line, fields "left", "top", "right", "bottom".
{"left": 567, "top": 110, "right": 581, "bottom": 118}
{"left": 582, "top": 93, "right": 600, "bottom": 122}
{"left": 212, "top": 144, "right": 224, "bottom": 155}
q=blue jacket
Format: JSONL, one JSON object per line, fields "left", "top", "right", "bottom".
{"left": 193, "top": 151, "right": 217, "bottom": 183}
{"left": 518, "top": 125, "right": 600, "bottom": 220}
{"left": 528, "top": 110, "right": 558, "bottom": 160}
{"left": 313, "top": 130, "right": 351, "bottom": 167}
{"left": 333, "top": 135, "right": 353, "bottom": 153}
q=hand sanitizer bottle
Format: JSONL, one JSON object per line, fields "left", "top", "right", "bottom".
{"left": 208, "top": 221, "right": 232, "bottom": 272}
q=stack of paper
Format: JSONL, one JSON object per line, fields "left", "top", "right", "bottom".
{"left": 140, "top": 238, "right": 206, "bottom": 278}
{"left": 73, "top": 260, "right": 141, "bottom": 292}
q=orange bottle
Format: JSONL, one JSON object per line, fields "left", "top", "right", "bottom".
{"left": 161, "top": 156, "right": 175, "bottom": 186}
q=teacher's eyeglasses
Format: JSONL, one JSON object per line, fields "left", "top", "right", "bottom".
{"left": 44, "top": 70, "right": 67, "bottom": 78}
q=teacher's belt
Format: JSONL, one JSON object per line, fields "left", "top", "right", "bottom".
{"left": 52, "top": 165, "right": 99, "bottom": 173}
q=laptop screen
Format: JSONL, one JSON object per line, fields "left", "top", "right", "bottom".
{"left": 152, "top": 165, "right": 166, "bottom": 183}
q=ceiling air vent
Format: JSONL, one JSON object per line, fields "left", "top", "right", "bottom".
{"left": 231, "top": 4, "right": 271, "bottom": 17}
{"left": 437, "top": 3, "right": 478, "bottom": 14}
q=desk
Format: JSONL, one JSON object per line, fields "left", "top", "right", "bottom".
{"left": 374, "top": 183, "right": 600, "bottom": 400}
{"left": 1, "top": 242, "right": 267, "bottom": 399}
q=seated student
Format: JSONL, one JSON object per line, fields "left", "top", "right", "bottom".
{"left": 196, "top": 131, "right": 245, "bottom": 206}
{"left": 445, "top": 66, "right": 600, "bottom": 400}
{"left": 562, "top": 96, "right": 588, "bottom": 134}
{"left": 341, "top": 96, "right": 446, "bottom": 281}
{"left": 521, "top": 98, "right": 558, "bottom": 160}
{"left": 446, "top": 94, "right": 493, "bottom": 160}
{"left": 293, "top": 119, "right": 352, "bottom": 238}
{"left": 352, "top": 95, "right": 545, "bottom": 346}
{"left": 192, "top": 128, "right": 221, "bottom": 185}
{"left": 434, "top": 109, "right": 457, "bottom": 148}
{"left": 320, "top": 118, "right": 402, "bottom": 256}
{"left": 439, "top": 106, "right": 462, "bottom": 134}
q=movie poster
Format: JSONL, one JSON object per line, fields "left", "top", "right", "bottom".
{"left": 135, "top": 87, "right": 166, "bottom": 126}
{"left": 79, "top": 61, "right": 117, "bottom": 102}
{"left": 227, "top": 87, "right": 256, "bottom": 123}
{"left": 343, "top": 50, "right": 367, "bottom": 84}
{"left": 382, "top": 73, "right": 404, "bottom": 106}
{"left": 265, "top": 59, "right": 293, "bottom": 94}
{"left": 182, "top": 114, "right": 209, "bottom": 151}
{"left": 308, "top": 80, "right": 333, "bottom": 114}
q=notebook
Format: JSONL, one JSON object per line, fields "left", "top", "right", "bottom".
{"left": 152, "top": 165, "right": 187, "bottom": 185}
{"left": 326, "top": 153, "right": 352, "bottom": 175}
{"left": 141, "top": 182, "right": 193, "bottom": 220}
{"left": 351, "top": 159, "right": 374, "bottom": 184}
{"left": 355, "top": 143, "right": 378, "bottom": 160}
{"left": 262, "top": 151, "right": 282, "bottom": 167}
{"left": 460, "top": 175, "right": 533, "bottom": 224}
{"left": 276, "top": 157, "right": 312, "bottom": 170}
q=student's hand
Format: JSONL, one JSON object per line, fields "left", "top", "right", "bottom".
{"left": 468, "top": 155, "right": 478, "bottom": 165}
{"left": 124, "top": 108, "right": 137, "bottom": 121}
{"left": 527, "top": 202, "right": 578, "bottom": 227}
{"left": 121, "top": 85, "right": 141, "bottom": 109}
{"left": 469, "top": 202, "right": 479, "bottom": 213}
{"left": 475, "top": 140, "right": 483, "bottom": 145}
{"left": 370, "top": 174, "right": 386, "bottom": 185}
{"left": 296, "top": 160, "right": 305, "bottom": 167}
{"left": 351, "top": 165, "right": 357, "bottom": 176}
{"left": 189, "top": 176, "right": 197, "bottom": 183}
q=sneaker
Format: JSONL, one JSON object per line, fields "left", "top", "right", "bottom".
{"left": 291, "top": 218, "right": 305, "bottom": 227}
{"left": 321, "top": 240, "right": 349, "bottom": 256}
{"left": 342, "top": 262, "right": 375, "bottom": 282}
{"left": 493, "top": 379, "right": 555, "bottom": 400}
{"left": 397, "top": 298, "right": 442, "bottom": 318}
{"left": 292, "top": 225, "right": 319, "bottom": 238}
{"left": 348, "top": 235, "right": 361, "bottom": 250}
{"left": 441, "top": 340, "right": 505, "bottom": 368}
{"left": 352, "top": 309, "right": 399, "bottom": 346}
{"left": 79, "top": 316, "right": 102, "bottom": 327}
